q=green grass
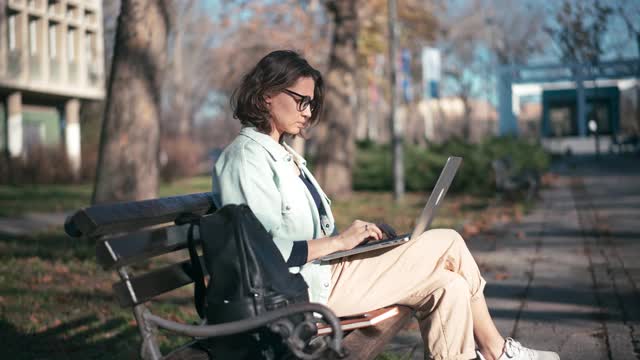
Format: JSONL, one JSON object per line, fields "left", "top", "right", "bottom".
{"left": 0, "top": 176, "right": 212, "bottom": 218}
{"left": 0, "top": 184, "right": 93, "bottom": 217}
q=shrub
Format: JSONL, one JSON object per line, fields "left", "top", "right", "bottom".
{"left": 0, "top": 145, "right": 75, "bottom": 185}
{"left": 353, "top": 137, "right": 551, "bottom": 195}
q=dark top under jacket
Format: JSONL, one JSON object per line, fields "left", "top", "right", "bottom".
{"left": 286, "top": 173, "right": 327, "bottom": 267}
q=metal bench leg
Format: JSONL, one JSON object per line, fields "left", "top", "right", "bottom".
{"left": 134, "top": 304, "right": 163, "bottom": 360}
{"left": 117, "top": 267, "right": 163, "bottom": 360}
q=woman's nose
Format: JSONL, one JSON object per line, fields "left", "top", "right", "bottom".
{"left": 302, "top": 105, "right": 312, "bottom": 118}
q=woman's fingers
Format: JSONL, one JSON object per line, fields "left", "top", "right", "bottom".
{"left": 370, "top": 223, "right": 383, "bottom": 239}
{"left": 348, "top": 220, "right": 384, "bottom": 242}
{"left": 359, "top": 222, "right": 383, "bottom": 240}
{"left": 364, "top": 223, "right": 383, "bottom": 240}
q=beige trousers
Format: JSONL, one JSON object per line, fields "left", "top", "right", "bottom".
{"left": 327, "top": 229, "right": 486, "bottom": 360}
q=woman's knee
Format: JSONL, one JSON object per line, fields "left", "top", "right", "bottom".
{"left": 443, "top": 273, "right": 471, "bottom": 297}
{"left": 422, "top": 228, "right": 464, "bottom": 244}
{"left": 419, "top": 228, "right": 467, "bottom": 254}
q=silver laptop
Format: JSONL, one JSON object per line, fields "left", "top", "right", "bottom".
{"left": 320, "top": 156, "right": 462, "bottom": 262}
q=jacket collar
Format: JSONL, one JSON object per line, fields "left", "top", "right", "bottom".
{"left": 240, "top": 127, "right": 307, "bottom": 166}
{"left": 282, "top": 142, "right": 307, "bottom": 167}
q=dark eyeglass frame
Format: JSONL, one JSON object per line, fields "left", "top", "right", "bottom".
{"left": 282, "top": 89, "right": 316, "bottom": 113}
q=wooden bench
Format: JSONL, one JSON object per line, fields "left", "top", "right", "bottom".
{"left": 64, "top": 192, "right": 414, "bottom": 359}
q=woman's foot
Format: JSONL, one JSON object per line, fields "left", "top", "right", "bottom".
{"left": 476, "top": 337, "right": 560, "bottom": 360}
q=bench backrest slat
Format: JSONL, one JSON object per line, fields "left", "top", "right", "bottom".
{"left": 96, "top": 224, "right": 195, "bottom": 269}
{"left": 65, "top": 192, "right": 214, "bottom": 238}
{"left": 113, "top": 256, "right": 207, "bottom": 307}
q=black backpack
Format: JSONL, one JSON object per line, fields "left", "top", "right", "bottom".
{"left": 181, "top": 204, "right": 314, "bottom": 358}
{"left": 181, "top": 205, "right": 343, "bottom": 360}
{"left": 185, "top": 204, "right": 309, "bottom": 324}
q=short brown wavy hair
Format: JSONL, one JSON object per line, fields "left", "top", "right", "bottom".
{"left": 231, "top": 50, "right": 324, "bottom": 134}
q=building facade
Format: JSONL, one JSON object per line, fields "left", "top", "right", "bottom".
{"left": 1, "top": 0, "right": 105, "bottom": 174}
{"left": 497, "top": 60, "right": 639, "bottom": 155}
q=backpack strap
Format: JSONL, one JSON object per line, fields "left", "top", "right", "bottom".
{"left": 177, "top": 214, "right": 207, "bottom": 320}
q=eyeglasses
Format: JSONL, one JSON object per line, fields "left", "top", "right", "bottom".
{"left": 282, "top": 89, "right": 315, "bottom": 113}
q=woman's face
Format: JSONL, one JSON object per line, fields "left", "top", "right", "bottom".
{"left": 266, "top": 76, "right": 314, "bottom": 140}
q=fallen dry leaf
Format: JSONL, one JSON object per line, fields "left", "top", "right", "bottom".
{"left": 53, "top": 264, "right": 70, "bottom": 274}
{"left": 494, "top": 272, "right": 510, "bottom": 281}
{"left": 463, "top": 223, "right": 480, "bottom": 237}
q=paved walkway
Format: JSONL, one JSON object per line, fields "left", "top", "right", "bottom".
{"left": 386, "top": 155, "right": 640, "bottom": 360}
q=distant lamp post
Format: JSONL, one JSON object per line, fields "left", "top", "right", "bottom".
{"left": 588, "top": 119, "right": 600, "bottom": 157}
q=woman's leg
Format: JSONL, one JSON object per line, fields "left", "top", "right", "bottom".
{"left": 327, "top": 228, "right": 486, "bottom": 359}
{"left": 472, "top": 295, "right": 505, "bottom": 360}
{"left": 429, "top": 229, "right": 505, "bottom": 358}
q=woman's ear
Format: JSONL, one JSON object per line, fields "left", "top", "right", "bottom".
{"left": 264, "top": 95, "right": 272, "bottom": 106}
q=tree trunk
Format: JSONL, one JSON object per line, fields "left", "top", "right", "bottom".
{"left": 461, "top": 96, "right": 472, "bottom": 139}
{"left": 388, "top": 0, "right": 404, "bottom": 201}
{"left": 92, "top": 0, "right": 171, "bottom": 204}
{"left": 314, "top": 0, "right": 358, "bottom": 197}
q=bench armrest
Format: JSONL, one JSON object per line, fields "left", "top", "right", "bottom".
{"left": 143, "top": 303, "right": 345, "bottom": 359}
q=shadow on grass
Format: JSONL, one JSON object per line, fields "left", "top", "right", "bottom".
{"left": 0, "top": 228, "right": 200, "bottom": 359}
{"left": 0, "top": 315, "right": 139, "bottom": 359}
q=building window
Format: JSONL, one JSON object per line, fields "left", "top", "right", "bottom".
{"left": 29, "top": 19, "right": 38, "bottom": 55}
{"left": 67, "top": 5, "right": 76, "bottom": 21}
{"left": 67, "top": 29, "right": 75, "bottom": 62}
{"left": 85, "top": 10, "right": 95, "bottom": 26}
{"left": 8, "top": 15, "right": 17, "bottom": 51}
{"left": 85, "top": 32, "right": 93, "bottom": 62}
{"left": 49, "top": 24, "right": 57, "bottom": 59}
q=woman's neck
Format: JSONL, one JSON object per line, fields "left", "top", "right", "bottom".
{"left": 269, "top": 127, "right": 282, "bottom": 143}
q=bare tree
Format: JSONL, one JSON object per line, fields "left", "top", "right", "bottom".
{"left": 163, "top": 0, "right": 218, "bottom": 137}
{"left": 356, "top": 0, "right": 440, "bottom": 144}
{"left": 544, "top": 0, "right": 613, "bottom": 64}
{"left": 483, "top": 0, "right": 546, "bottom": 65}
{"left": 92, "top": 0, "right": 171, "bottom": 203}
{"left": 437, "top": 0, "right": 545, "bottom": 139}
{"left": 614, "top": 1, "right": 640, "bottom": 56}
{"left": 313, "top": 0, "right": 358, "bottom": 197}
{"left": 613, "top": 1, "right": 640, "bottom": 132}
{"left": 438, "top": 0, "right": 486, "bottom": 139}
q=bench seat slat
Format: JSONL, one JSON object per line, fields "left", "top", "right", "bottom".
{"left": 339, "top": 306, "right": 414, "bottom": 359}
{"left": 65, "top": 192, "right": 214, "bottom": 238}
{"left": 113, "top": 257, "right": 207, "bottom": 307}
{"left": 96, "top": 224, "right": 194, "bottom": 269}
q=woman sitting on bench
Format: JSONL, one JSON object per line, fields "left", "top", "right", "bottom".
{"left": 212, "top": 50, "right": 559, "bottom": 360}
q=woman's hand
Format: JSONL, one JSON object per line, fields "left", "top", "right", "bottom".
{"left": 306, "top": 220, "right": 383, "bottom": 262}
{"left": 332, "top": 220, "right": 383, "bottom": 252}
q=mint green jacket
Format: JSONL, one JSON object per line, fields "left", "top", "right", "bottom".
{"left": 212, "top": 127, "right": 335, "bottom": 304}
